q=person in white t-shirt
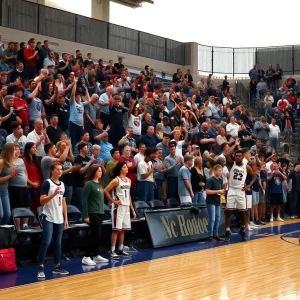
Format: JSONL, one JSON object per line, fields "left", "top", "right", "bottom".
{"left": 137, "top": 148, "right": 156, "bottom": 202}
{"left": 37, "top": 162, "right": 69, "bottom": 279}
{"left": 134, "top": 143, "right": 146, "bottom": 165}
{"left": 170, "top": 129, "right": 188, "bottom": 157}
{"left": 269, "top": 118, "right": 280, "bottom": 153}
{"left": 226, "top": 116, "right": 240, "bottom": 138}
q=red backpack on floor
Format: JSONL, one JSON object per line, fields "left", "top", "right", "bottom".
{"left": 0, "top": 248, "right": 17, "bottom": 274}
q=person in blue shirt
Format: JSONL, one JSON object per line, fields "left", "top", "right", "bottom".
{"left": 140, "top": 126, "right": 158, "bottom": 148}
{"left": 99, "top": 132, "right": 113, "bottom": 165}
{"left": 69, "top": 78, "right": 92, "bottom": 152}
{"left": 267, "top": 162, "right": 287, "bottom": 222}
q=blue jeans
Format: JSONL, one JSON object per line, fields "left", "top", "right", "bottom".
{"left": 154, "top": 179, "right": 163, "bottom": 201}
{"left": 193, "top": 191, "right": 205, "bottom": 205}
{"left": 207, "top": 204, "right": 221, "bottom": 237}
{"left": 0, "top": 190, "right": 10, "bottom": 225}
{"left": 269, "top": 137, "right": 278, "bottom": 153}
{"left": 138, "top": 181, "right": 154, "bottom": 202}
{"left": 38, "top": 216, "right": 64, "bottom": 265}
{"left": 69, "top": 121, "right": 83, "bottom": 153}
{"left": 72, "top": 186, "right": 84, "bottom": 212}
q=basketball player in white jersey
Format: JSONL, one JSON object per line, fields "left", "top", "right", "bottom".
{"left": 104, "top": 161, "right": 136, "bottom": 259}
{"left": 37, "top": 162, "right": 69, "bottom": 278}
{"left": 225, "top": 140, "right": 256, "bottom": 242}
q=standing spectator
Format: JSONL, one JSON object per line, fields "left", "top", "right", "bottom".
{"left": 178, "top": 155, "right": 194, "bottom": 203}
{"left": 274, "top": 64, "right": 283, "bottom": 89}
{"left": 264, "top": 92, "right": 274, "bottom": 117}
{"left": 137, "top": 148, "right": 156, "bottom": 202}
{"left": 23, "top": 80, "right": 46, "bottom": 129}
{"left": 6, "top": 121, "right": 27, "bottom": 155}
{"left": 256, "top": 78, "right": 266, "bottom": 99}
{"left": 249, "top": 65, "right": 257, "bottom": 79}
{"left": 13, "top": 86, "right": 29, "bottom": 135}
{"left": 267, "top": 162, "right": 286, "bottom": 222}
{"left": 226, "top": 117, "right": 240, "bottom": 139}
{"left": 265, "top": 64, "right": 275, "bottom": 89}
{"left": 3, "top": 42, "right": 17, "bottom": 70}
{"left": 140, "top": 126, "right": 158, "bottom": 149}
{"left": 84, "top": 94, "right": 100, "bottom": 134}
{"left": 127, "top": 99, "right": 145, "bottom": 142}
{"left": 27, "top": 119, "right": 50, "bottom": 157}
{"left": 41, "top": 140, "right": 70, "bottom": 180}
{"left": 99, "top": 86, "right": 113, "bottom": 128}
{"left": 0, "top": 95, "right": 22, "bottom": 134}
{"left": 118, "top": 127, "right": 137, "bottom": 154}
{"left": 205, "top": 164, "right": 225, "bottom": 242}
{"left": 73, "top": 142, "right": 94, "bottom": 212}
{"left": 152, "top": 148, "right": 166, "bottom": 201}
{"left": 134, "top": 143, "right": 146, "bottom": 165}
{"left": 23, "top": 142, "right": 43, "bottom": 215}
{"left": 164, "top": 142, "right": 183, "bottom": 200}
{"left": 0, "top": 144, "right": 18, "bottom": 225}
{"left": 73, "top": 131, "right": 93, "bottom": 157}
{"left": 156, "top": 134, "right": 170, "bottom": 159}
{"left": 69, "top": 79, "right": 92, "bottom": 150}
{"left": 269, "top": 118, "right": 280, "bottom": 153}
{"left": 222, "top": 75, "right": 230, "bottom": 92}
{"left": 46, "top": 114, "right": 62, "bottom": 145}
{"left": 8, "top": 145, "right": 30, "bottom": 230}
{"left": 277, "top": 96, "right": 289, "bottom": 111}
{"left": 190, "top": 157, "right": 206, "bottom": 204}
{"left": 106, "top": 148, "right": 120, "bottom": 179}
{"left": 196, "top": 122, "right": 215, "bottom": 154}
{"left": 38, "top": 40, "right": 50, "bottom": 71}
{"left": 37, "top": 162, "right": 69, "bottom": 278}
{"left": 11, "top": 61, "right": 25, "bottom": 82}
{"left": 58, "top": 53, "right": 72, "bottom": 79}
{"left": 288, "top": 163, "right": 300, "bottom": 219}
{"left": 53, "top": 93, "right": 70, "bottom": 135}
{"left": 23, "top": 38, "right": 38, "bottom": 79}
{"left": 253, "top": 116, "right": 270, "bottom": 140}
{"left": 113, "top": 57, "right": 124, "bottom": 74}
{"left": 109, "top": 95, "right": 127, "bottom": 146}
{"left": 82, "top": 165, "right": 108, "bottom": 266}
{"left": 99, "top": 132, "right": 113, "bottom": 165}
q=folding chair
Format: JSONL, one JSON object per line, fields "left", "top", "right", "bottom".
{"left": 148, "top": 200, "right": 166, "bottom": 210}
{"left": 11, "top": 208, "right": 43, "bottom": 266}
{"left": 167, "top": 198, "right": 180, "bottom": 208}
{"left": 133, "top": 201, "right": 150, "bottom": 218}
{"left": 36, "top": 206, "right": 43, "bottom": 228}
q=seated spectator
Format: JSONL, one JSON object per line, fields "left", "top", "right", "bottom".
{"left": 73, "top": 131, "right": 93, "bottom": 157}
{"left": 6, "top": 121, "right": 27, "bottom": 155}
{"left": 226, "top": 116, "right": 239, "bottom": 139}
{"left": 11, "top": 61, "right": 25, "bottom": 82}
{"left": 286, "top": 75, "right": 296, "bottom": 89}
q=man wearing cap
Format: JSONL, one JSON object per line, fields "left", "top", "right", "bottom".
{"left": 0, "top": 95, "right": 22, "bottom": 134}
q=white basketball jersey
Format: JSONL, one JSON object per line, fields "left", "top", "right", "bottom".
{"left": 229, "top": 161, "right": 247, "bottom": 189}
{"left": 113, "top": 176, "right": 131, "bottom": 206}
{"left": 43, "top": 179, "right": 65, "bottom": 224}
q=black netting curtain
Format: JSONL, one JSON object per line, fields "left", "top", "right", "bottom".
{"left": 166, "top": 39, "right": 185, "bottom": 65}
{"left": 39, "top": 6, "right": 76, "bottom": 42}
{"left": 256, "top": 46, "right": 293, "bottom": 74}
{"left": 234, "top": 48, "right": 255, "bottom": 75}
{"left": 139, "top": 32, "right": 165, "bottom": 62}
{"left": 198, "top": 45, "right": 212, "bottom": 73}
{"left": 108, "top": 24, "right": 138, "bottom": 56}
{"left": 213, "top": 47, "right": 233, "bottom": 75}
{"left": 1, "top": 0, "right": 38, "bottom": 33}
{"left": 76, "top": 15, "right": 108, "bottom": 49}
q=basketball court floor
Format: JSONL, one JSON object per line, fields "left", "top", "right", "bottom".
{"left": 1, "top": 219, "right": 300, "bottom": 299}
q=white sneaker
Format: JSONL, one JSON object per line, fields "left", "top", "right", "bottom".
{"left": 276, "top": 217, "right": 284, "bottom": 222}
{"left": 93, "top": 255, "right": 109, "bottom": 263}
{"left": 250, "top": 225, "right": 259, "bottom": 230}
{"left": 246, "top": 224, "right": 253, "bottom": 231}
{"left": 291, "top": 215, "right": 295, "bottom": 219}
{"left": 270, "top": 216, "right": 274, "bottom": 222}
{"left": 250, "top": 221, "right": 259, "bottom": 228}
{"left": 82, "top": 256, "right": 96, "bottom": 266}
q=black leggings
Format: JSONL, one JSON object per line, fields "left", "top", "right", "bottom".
{"left": 85, "top": 213, "right": 103, "bottom": 257}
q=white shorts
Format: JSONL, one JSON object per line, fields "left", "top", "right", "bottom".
{"left": 112, "top": 205, "right": 131, "bottom": 231}
{"left": 226, "top": 188, "right": 247, "bottom": 211}
{"left": 246, "top": 195, "right": 252, "bottom": 209}
{"left": 180, "top": 196, "right": 192, "bottom": 204}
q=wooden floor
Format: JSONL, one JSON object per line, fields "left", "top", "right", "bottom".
{"left": 1, "top": 226, "right": 300, "bottom": 300}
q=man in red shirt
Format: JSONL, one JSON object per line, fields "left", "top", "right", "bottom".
{"left": 277, "top": 96, "right": 289, "bottom": 111}
{"left": 24, "top": 38, "right": 38, "bottom": 80}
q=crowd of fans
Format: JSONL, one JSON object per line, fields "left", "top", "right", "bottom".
{"left": 0, "top": 36, "right": 299, "bottom": 244}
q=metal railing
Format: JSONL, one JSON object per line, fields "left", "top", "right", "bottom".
{"left": 0, "top": 0, "right": 185, "bottom": 66}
